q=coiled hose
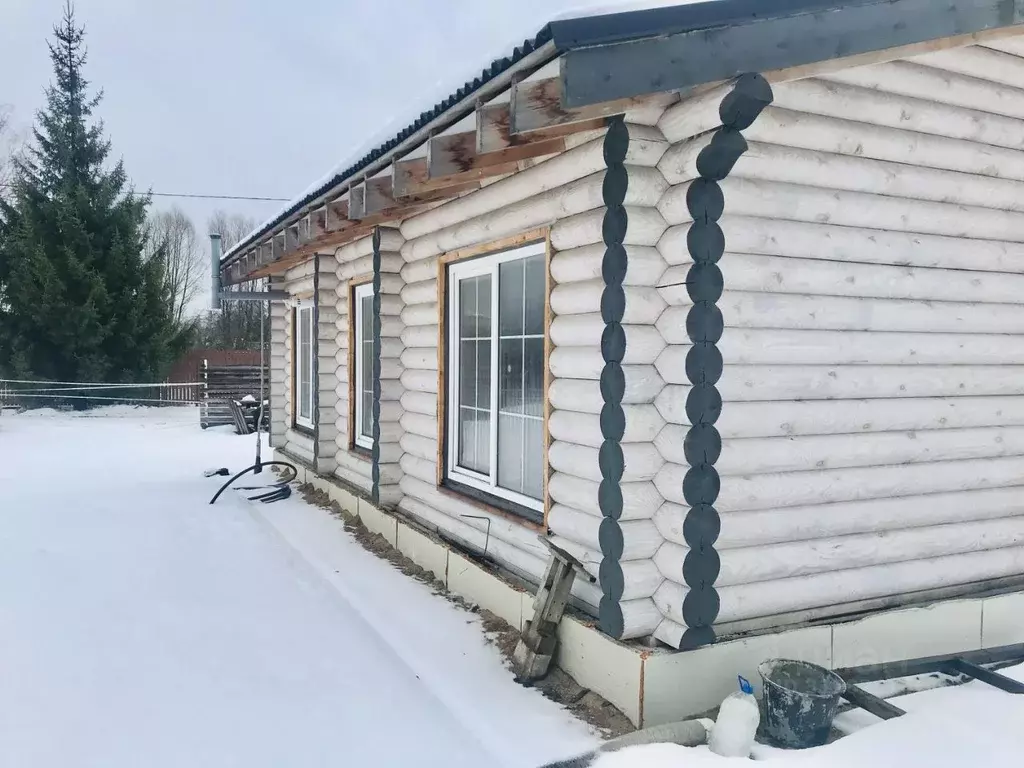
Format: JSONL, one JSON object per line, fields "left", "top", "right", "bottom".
{"left": 209, "top": 460, "right": 298, "bottom": 505}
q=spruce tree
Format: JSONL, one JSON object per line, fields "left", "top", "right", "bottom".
{"left": 0, "top": 2, "right": 182, "bottom": 391}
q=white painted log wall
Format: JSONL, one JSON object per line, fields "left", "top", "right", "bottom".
{"left": 647, "top": 45, "right": 1024, "bottom": 629}
{"left": 386, "top": 122, "right": 673, "bottom": 624}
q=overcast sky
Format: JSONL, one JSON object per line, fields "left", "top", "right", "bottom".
{"left": 1, "top": 1, "right": 679, "bottom": 247}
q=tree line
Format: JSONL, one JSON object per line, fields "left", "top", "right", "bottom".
{"left": 0, "top": 3, "right": 266, "bottom": 393}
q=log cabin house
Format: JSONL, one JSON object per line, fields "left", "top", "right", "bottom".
{"left": 218, "top": 0, "right": 1024, "bottom": 725}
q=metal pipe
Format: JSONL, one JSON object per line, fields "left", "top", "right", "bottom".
{"left": 210, "top": 233, "right": 223, "bottom": 310}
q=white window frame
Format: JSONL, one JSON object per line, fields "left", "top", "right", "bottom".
{"left": 446, "top": 241, "right": 546, "bottom": 514}
{"left": 353, "top": 282, "right": 375, "bottom": 451}
{"left": 294, "top": 302, "right": 315, "bottom": 430}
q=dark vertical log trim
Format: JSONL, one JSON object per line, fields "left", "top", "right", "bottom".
{"left": 312, "top": 254, "right": 321, "bottom": 467}
{"left": 371, "top": 227, "right": 383, "bottom": 504}
{"left": 597, "top": 117, "right": 630, "bottom": 639}
{"left": 679, "top": 73, "right": 772, "bottom": 651}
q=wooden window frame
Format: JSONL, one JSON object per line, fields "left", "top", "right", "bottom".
{"left": 437, "top": 229, "right": 553, "bottom": 526}
{"left": 293, "top": 302, "right": 315, "bottom": 431}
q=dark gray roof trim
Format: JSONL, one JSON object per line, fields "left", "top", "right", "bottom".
{"left": 225, "top": 0, "right": 1023, "bottom": 264}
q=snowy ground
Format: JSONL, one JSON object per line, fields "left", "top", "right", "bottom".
{"left": 0, "top": 407, "right": 596, "bottom": 768}
{"left": 4, "top": 407, "right": 1023, "bottom": 768}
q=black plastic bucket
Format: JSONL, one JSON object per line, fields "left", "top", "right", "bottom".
{"left": 758, "top": 659, "right": 846, "bottom": 749}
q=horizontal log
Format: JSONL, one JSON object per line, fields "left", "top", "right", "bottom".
{"left": 824, "top": 60, "right": 1024, "bottom": 121}
{"left": 660, "top": 133, "right": 1024, "bottom": 210}
{"left": 549, "top": 440, "right": 663, "bottom": 483}
{"left": 400, "top": 255, "right": 438, "bottom": 285}
{"left": 748, "top": 104, "right": 1024, "bottom": 182}
{"left": 549, "top": 473, "right": 662, "bottom": 520}
{"left": 551, "top": 281, "right": 666, "bottom": 322}
{"left": 664, "top": 216, "right": 1024, "bottom": 274}
{"left": 400, "top": 348, "right": 437, "bottom": 371}
{"left": 773, "top": 76, "right": 1024, "bottom": 151}
{"left": 401, "top": 279, "right": 436, "bottom": 306}
{"left": 399, "top": 325, "right": 438, "bottom": 350}
{"left": 399, "top": 453, "right": 437, "bottom": 486}
{"left": 657, "top": 328, "right": 1024, "bottom": 369}
{"left": 403, "top": 168, "right": 666, "bottom": 262}
{"left": 399, "top": 411, "right": 436, "bottom": 440}
{"left": 715, "top": 545, "right": 1024, "bottom": 624}
{"left": 660, "top": 253, "right": 1024, "bottom": 305}
{"left": 655, "top": 455, "right": 1024, "bottom": 512}
{"left": 657, "top": 423, "right": 1024, "bottom": 475}
{"left": 400, "top": 369, "right": 437, "bottom": 394}
{"left": 400, "top": 432, "right": 436, "bottom": 462}
{"left": 398, "top": 497, "right": 548, "bottom": 586}
{"left": 549, "top": 407, "right": 665, "bottom": 448}
{"left": 549, "top": 368, "right": 664, "bottom": 413}
{"left": 334, "top": 227, "right": 405, "bottom": 264}
{"left": 916, "top": 45, "right": 1024, "bottom": 90}
{"left": 715, "top": 364, "right": 1024, "bottom": 402}
{"left": 400, "top": 476, "right": 547, "bottom": 557}
{"left": 654, "top": 391, "right": 1024, "bottom": 438}
{"left": 550, "top": 244, "right": 667, "bottom": 287}
{"left": 704, "top": 486, "right": 1024, "bottom": 549}
{"left": 400, "top": 135, "right": 666, "bottom": 242}
{"left": 656, "top": 82, "right": 734, "bottom": 144}
{"left": 659, "top": 177, "right": 1024, "bottom": 241}
{"left": 657, "top": 291, "right": 1024, "bottom": 337}
{"left": 550, "top": 336, "right": 665, "bottom": 378}
{"left": 613, "top": 598, "right": 664, "bottom": 640}
{"left": 549, "top": 207, "right": 668, "bottom": 251}
{"left": 547, "top": 504, "right": 662, "bottom": 561}
{"left": 401, "top": 303, "right": 438, "bottom": 327}
{"left": 704, "top": 516, "right": 1024, "bottom": 588}
{"left": 401, "top": 390, "right": 437, "bottom": 417}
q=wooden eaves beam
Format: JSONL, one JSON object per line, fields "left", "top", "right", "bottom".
{"left": 557, "top": 0, "right": 1024, "bottom": 108}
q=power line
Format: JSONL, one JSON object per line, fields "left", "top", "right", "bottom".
{"left": 0, "top": 182, "right": 288, "bottom": 203}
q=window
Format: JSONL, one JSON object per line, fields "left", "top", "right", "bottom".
{"left": 446, "top": 242, "right": 546, "bottom": 515}
{"left": 294, "top": 303, "right": 314, "bottom": 429}
{"left": 353, "top": 282, "right": 374, "bottom": 450}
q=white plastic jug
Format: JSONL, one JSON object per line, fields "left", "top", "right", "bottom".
{"left": 708, "top": 675, "right": 760, "bottom": 758}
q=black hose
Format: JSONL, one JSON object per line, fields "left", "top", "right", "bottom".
{"left": 209, "top": 461, "right": 298, "bottom": 505}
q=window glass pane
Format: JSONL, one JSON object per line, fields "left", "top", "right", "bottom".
{"left": 459, "top": 407, "right": 490, "bottom": 474}
{"left": 524, "top": 337, "right": 544, "bottom": 418}
{"left": 298, "top": 308, "right": 312, "bottom": 420}
{"left": 477, "top": 340, "right": 491, "bottom": 410}
{"left": 460, "top": 276, "right": 478, "bottom": 338}
{"left": 499, "top": 337, "right": 524, "bottom": 415}
{"left": 477, "top": 275, "right": 491, "bottom": 338}
{"left": 460, "top": 340, "right": 477, "bottom": 408}
{"left": 361, "top": 295, "right": 373, "bottom": 343}
{"left": 499, "top": 259, "right": 524, "bottom": 336}
{"left": 362, "top": 391, "right": 373, "bottom": 437}
{"left": 524, "top": 254, "right": 545, "bottom": 335}
{"left": 497, "top": 413, "right": 525, "bottom": 495}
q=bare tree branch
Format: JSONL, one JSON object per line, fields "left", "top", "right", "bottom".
{"left": 145, "top": 206, "right": 203, "bottom": 326}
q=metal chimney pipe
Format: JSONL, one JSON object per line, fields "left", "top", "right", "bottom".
{"left": 210, "top": 233, "right": 222, "bottom": 310}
